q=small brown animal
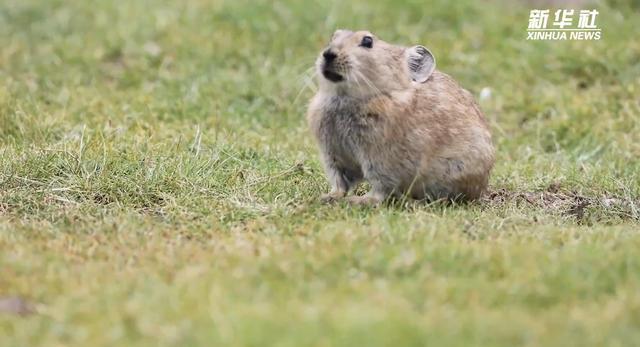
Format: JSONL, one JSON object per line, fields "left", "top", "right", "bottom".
{"left": 307, "top": 30, "right": 495, "bottom": 205}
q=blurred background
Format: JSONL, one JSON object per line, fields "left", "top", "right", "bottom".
{"left": 2, "top": 0, "right": 638, "bottom": 155}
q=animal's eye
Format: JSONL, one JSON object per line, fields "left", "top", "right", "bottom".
{"left": 360, "top": 36, "right": 373, "bottom": 48}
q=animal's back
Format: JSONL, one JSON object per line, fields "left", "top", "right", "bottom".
{"left": 408, "top": 71, "right": 495, "bottom": 200}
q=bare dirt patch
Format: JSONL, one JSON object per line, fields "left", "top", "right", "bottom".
{"left": 483, "top": 183, "right": 639, "bottom": 223}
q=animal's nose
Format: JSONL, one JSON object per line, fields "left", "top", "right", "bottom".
{"left": 323, "top": 49, "right": 337, "bottom": 63}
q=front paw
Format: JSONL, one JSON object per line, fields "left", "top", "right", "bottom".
{"left": 345, "top": 195, "right": 382, "bottom": 206}
{"left": 320, "top": 192, "right": 345, "bottom": 204}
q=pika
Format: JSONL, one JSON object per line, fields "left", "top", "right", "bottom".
{"left": 306, "top": 30, "right": 495, "bottom": 205}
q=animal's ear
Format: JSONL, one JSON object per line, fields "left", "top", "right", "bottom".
{"left": 406, "top": 45, "right": 436, "bottom": 83}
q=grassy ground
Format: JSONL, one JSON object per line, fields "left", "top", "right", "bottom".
{"left": 1, "top": 0, "right": 639, "bottom": 346}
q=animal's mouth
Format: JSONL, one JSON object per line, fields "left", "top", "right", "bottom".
{"left": 322, "top": 69, "right": 344, "bottom": 82}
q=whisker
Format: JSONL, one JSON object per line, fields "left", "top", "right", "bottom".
{"left": 355, "top": 69, "right": 382, "bottom": 98}
{"left": 292, "top": 69, "right": 318, "bottom": 106}
{"left": 354, "top": 70, "right": 392, "bottom": 113}
{"left": 351, "top": 62, "right": 380, "bottom": 96}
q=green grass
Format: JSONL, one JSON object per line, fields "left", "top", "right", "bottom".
{"left": 1, "top": 0, "right": 640, "bottom": 346}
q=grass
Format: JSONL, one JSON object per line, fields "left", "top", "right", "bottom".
{"left": 1, "top": 0, "right": 639, "bottom": 346}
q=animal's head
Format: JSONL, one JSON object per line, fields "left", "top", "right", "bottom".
{"left": 316, "top": 29, "right": 436, "bottom": 97}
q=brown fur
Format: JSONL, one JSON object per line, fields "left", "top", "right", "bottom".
{"left": 307, "top": 30, "right": 495, "bottom": 205}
